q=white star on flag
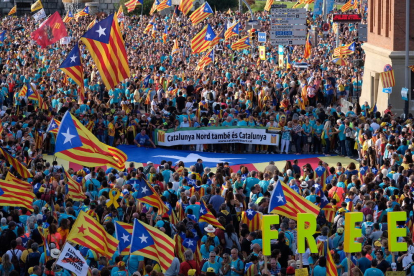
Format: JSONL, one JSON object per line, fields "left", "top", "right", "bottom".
{"left": 200, "top": 207, "right": 205, "bottom": 214}
{"left": 96, "top": 25, "right": 107, "bottom": 37}
{"left": 139, "top": 234, "right": 148, "bottom": 243}
{"left": 62, "top": 128, "right": 76, "bottom": 145}
{"left": 69, "top": 55, "right": 77, "bottom": 63}
{"left": 141, "top": 186, "right": 149, "bottom": 194}
{"left": 246, "top": 209, "right": 254, "bottom": 216}
{"left": 186, "top": 239, "right": 194, "bottom": 247}
{"left": 121, "top": 233, "right": 129, "bottom": 243}
{"left": 276, "top": 194, "right": 284, "bottom": 202}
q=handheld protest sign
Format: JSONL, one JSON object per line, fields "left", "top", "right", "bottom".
{"left": 388, "top": 211, "right": 407, "bottom": 253}
{"left": 297, "top": 213, "right": 317, "bottom": 253}
{"left": 344, "top": 212, "right": 362, "bottom": 253}
{"left": 262, "top": 215, "right": 279, "bottom": 256}
{"left": 106, "top": 189, "right": 120, "bottom": 208}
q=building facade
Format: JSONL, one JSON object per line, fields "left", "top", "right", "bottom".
{"left": 361, "top": 0, "right": 414, "bottom": 114}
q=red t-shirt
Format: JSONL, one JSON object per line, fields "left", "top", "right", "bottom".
{"left": 179, "top": 260, "right": 199, "bottom": 276}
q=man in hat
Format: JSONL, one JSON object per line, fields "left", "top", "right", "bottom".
{"left": 202, "top": 225, "right": 219, "bottom": 247}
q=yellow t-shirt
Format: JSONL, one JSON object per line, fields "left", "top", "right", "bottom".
{"left": 108, "top": 123, "right": 115, "bottom": 137}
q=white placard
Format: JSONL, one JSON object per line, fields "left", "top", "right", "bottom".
{"left": 56, "top": 243, "right": 89, "bottom": 276}
{"left": 33, "top": 9, "right": 46, "bottom": 21}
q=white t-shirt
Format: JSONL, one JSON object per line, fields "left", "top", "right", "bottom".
{"left": 6, "top": 249, "right": 22, "bottom": 262}
{"left": 295, "top": 248, "right": 310, "bottom": 265}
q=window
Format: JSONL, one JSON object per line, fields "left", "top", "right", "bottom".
{"left": 385, "top": 0, "right": 390, "bottom": 37}
{"left": 378, "top": 0, "right": 382, "bottom": 35}
{"left": 370, "top": 0, "right": 374, "bottom": 32}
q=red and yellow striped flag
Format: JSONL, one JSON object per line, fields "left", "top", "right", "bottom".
{"left": 0, "top": 180, "right": 34, "bottom": 211}
{"left": 189, "top": 2, "right": 213, "bottom": 25}
{"left": 65, "top": 171, "right": 86, "bottom": 201}
{"left": 353, "top": 0, "right": 359, "bottom": 9}
{"left": 63, "top": 11, "right": 73, "bottom": 23}
{"left": 178, "top": 0, "right": 193, "bottom": 15}
{"left": 5, "top": 172, "right": 32, "bottom": 191}
{"left": 125, "top": 0, "right": 138, "bottom": 12}
{"left": 326, "top": 244, "right": 338, "bottom": 276}
{"left": 171, "top": 40, "right": 179, "bottom": 55}
{"left": 322, "top": 203, "right": 336, "bottom": 223}
{"left": 241, "top": 209, "right": 262, "bottom": 232}
{"left": 35, "top": 131, "right": 43, "bottom": 150}
{"left": 199, "top": 199, "right": 224, "bottom": 229}
{"left": 264, "top": 0, "right": 274, "bottom": 11}
{"left": 149, "top": 0, "right": 158, "bottom": 15}
{"left": 191, "top": 25, "right": 214, "bottom": 53}
{"left": 18, "top": 85, "right": 28, "bottom": 97}
{"left": 157, "top": 0, "right": 171, "bottom": 11}
{"left": 8, "top": 6, "right": 16, "bottom": 16}
{"left": 81, "top": 12, "right": 130, "bottom": 90}
{"left": 304, "top": 34, "right": 311, "bottom": 59}
{"left": 269, "top": 181, "right": 320, "bottom": 220}
{"left": 380, "top": 70, "right": 395, "bottom": 88}
{"left": 0, "top": 148, "right": 32, "bottom": 178}
{"left": 75, "top": 6, "right": 89, "bottom": 21}
{"left": 231, "top": 36, "right": 250, "bottom": 50}
{"left": 341, "top": 0, "right": 352, "bottom": 12}
{"left": 87, "top": 19, "right": 97, "bottom": 30}
{"left": 409, "top": 65, "right": 414, "bottom": 72}
{"left": 130, "top": 219, "right": 175, "bottom": 272}
{"left": 67, "top": 211, "right": 119, "bottom": 257}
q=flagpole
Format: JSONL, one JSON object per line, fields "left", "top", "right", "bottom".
{"left": 140, "top": 2, "right": 144, "bottom": 21}
{"left": 404, "top": 0, "right": 410, "bottom": 116}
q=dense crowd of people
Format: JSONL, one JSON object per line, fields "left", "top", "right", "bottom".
{"left": 2, "top": 1, "right": 414, "bottom": 276}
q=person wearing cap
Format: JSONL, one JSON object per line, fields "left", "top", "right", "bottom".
{"left": 202, "top": 225, "right": 220, "bottom": 247}
{"left": 330, "top": 227, "right": 344, "bottom": 249}
{"left": 111, "top": 261, "right": 128, "bottom": 276}
{"left": 201, "top": 251, "right": 222, "bottom": 275}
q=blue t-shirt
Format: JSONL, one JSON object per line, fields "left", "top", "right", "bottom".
{"left": 202, "top": 261, "right": 222, "bottom": 273}
{"left": 135, "top": 134, "right": 150, "bottom": 145}
{"left": 338, "top": 124, "right": 346, "bottom": 141}
{"left": 313, "top": 265, "right": 326, "bottom": 276}
{"left": 364, "top": 267, "right": 384, "bottom": 276}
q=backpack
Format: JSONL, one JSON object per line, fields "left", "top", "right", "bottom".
{"left": 316, "top": 212, "right": 327, "bottom": 226}
{"left": 167, "top": 190, "right": 178, "bottom": 208}
{"left": 405, "top": 263, "right": 414, "bottom": 275}
{"left": 10, "top": 249, "right": 21, "bottom": 273}
{"left": 26, "top": 251, "right": 41, "bottom": 271}
{"left": 365, "top": 223, "right": 373, "bottom": 236}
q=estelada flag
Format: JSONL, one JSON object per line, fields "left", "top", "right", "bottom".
{"left": 67, "top": 211, "right": 119, "bottom": 258}
{"left": 31, "top": 12, "right": 68, "bottom": 48}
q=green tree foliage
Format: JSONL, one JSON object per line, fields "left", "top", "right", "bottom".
{"left": 207, "top": 0, "right": 238, "bottom": 11}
